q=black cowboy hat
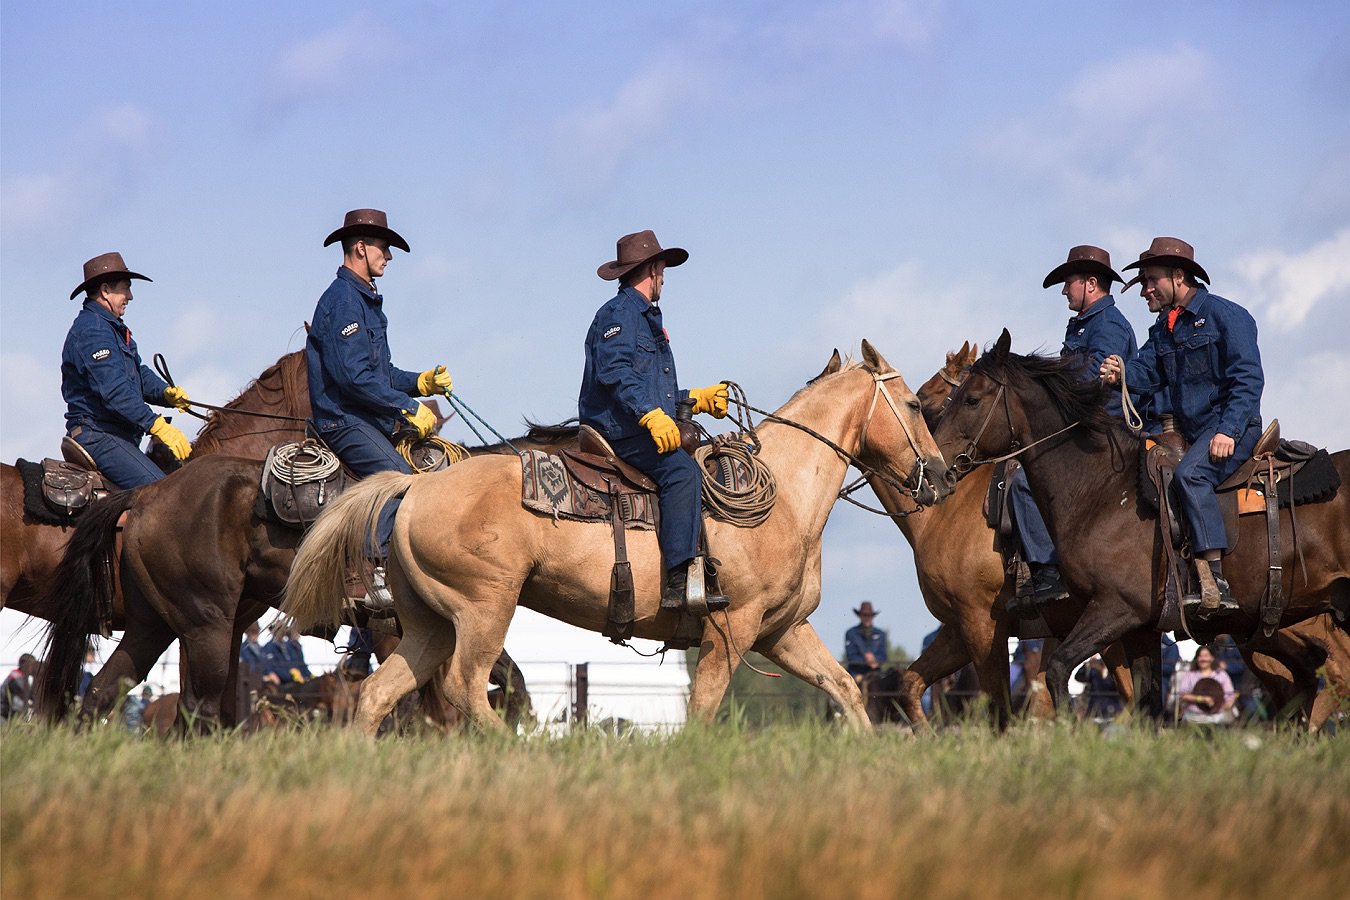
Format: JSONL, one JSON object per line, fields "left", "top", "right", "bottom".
{"left": 323, "top": 208, "right": 411, "bottom": 253}
{"left": 853, "top": 601, "right": 880, "bottom": 617}
{"left": 69, "top": 252, "right": 152, "bottom": 300}
{"left": 1122, "top": 236, "right": 1209, "bottom": 285}
{"left": 1042, "top": 245, "right": 1123, "bottom": 289}
{"left": 597, "top": 230, "right": 688, "bottom": 281}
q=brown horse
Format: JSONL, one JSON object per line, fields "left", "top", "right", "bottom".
{"left": 1, "top": 351, "right": 310, "bottom": 624}
{"left": 1243, "top": 614, "right": 1350, "bottom": 731}
{"left": 877, "top": 342, "right": 1136, "bottom": 729}
{"left": 931, "top": 330, "right": 1350, "bottom": 711}
{"left": 283, "top": 342, "right": 954, "bottom": 734}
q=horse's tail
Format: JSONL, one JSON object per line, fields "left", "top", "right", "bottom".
{"left": 36, "top": 489, "right": 138, "bottom": 721}
{"left": 282, "top": 471, "right": 416, "bottom": 632}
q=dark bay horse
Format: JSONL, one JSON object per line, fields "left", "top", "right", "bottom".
{"left": 931, "top": 330, "right": 1350, "bottom": 711}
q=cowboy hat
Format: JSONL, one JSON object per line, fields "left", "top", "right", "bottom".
{"left": 323, "top": 208, "right": 411, "bottom": 253}
{"left": 1122, "top": 236, "right": 1209, "bottom": 284}
{"left": 69, "top": 252, "right": 152, "bottom": 300}
{"left": 1042, "top": 245, "right": 1123, "bottom": 289}
{"left": 597, "top": 230, "right": 688, "bottom": 281}
{"left": 853, "top": 601, "right": 879, "bottom": 617}
{"left": 1121, "top": 249, "right": 1155, "bottom": 293}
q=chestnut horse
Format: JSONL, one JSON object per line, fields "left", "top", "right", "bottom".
{"left": 283, "top": 342, "right": 954, "bottom": 734}
{"left": 931, "top": 330, "right": 1350, "bottom": 711}
{"left": 1242, "top": 614, "right": 1350, "bottom": 732}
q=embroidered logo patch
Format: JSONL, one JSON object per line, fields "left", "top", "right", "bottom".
{"left": 91, "top": 348, "right": 111, "bottom": 361}
{"left": 602, "top": 324, "right": 622, "bottom": 340}
{"left": 341, "top": 322, "right": 360, "bottom": 337}
{"left": 1195, "top": 317, "right": 1206, "bottom": 327}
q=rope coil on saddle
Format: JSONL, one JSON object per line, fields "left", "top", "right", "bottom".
{"left": 270, "top": 441, "right": 340, "bottom": 484}
{"left": 395, "top": 433, "right": 470, "bottom": 473}
{"left": 694, "top": 437, "right": 778, "bottom": 527}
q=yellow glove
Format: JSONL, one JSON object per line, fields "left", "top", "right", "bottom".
{"left": 289, "top": 668, "right": 306, "bottom": 684}
{"left": 149, "top": 416, "right": 192, "bottom": 461}
{"left": 417, "top": 365, "right": 453, "bottom": 397}
{"left": 162, "top": 385, "right": 192, "bottom": 411}
{"left": 689, "top": 382, "right": 729, "bottom": 418}
{"left": 402, "top": 403, "right": 438, "bottom": 438}
{"left": 639, "top": 408, "right": 681, "bottom": 454}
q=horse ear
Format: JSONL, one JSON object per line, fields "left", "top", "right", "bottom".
{"left": 965, "top": 340, "right": 979, "bottom": 365}
{"left": 993, "top": 329, "right": 1012, "bottom": 362}
{"left": 811, "top": 349, "right": 843, "bottom": 383}
{"left": 860, "top": 339, "right": 892, "bottom": 372}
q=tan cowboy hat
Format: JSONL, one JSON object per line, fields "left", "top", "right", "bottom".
{"left": 1122, "top": 236, "right": 1209, "bottom": 284}
{"left": 69, "top": 252, "right": 152, "bottom": 300}
{"left": 323, "top": 208, "right": 411, "bottom": 253}
{"left": 853, "top": 601, "right": 879, "bottom": 617}
{"left": 1042, "top": 245, "right": 1123, "bottom": 289}
{"left": 597, "top": 229, "right": 688, "bottom": 281}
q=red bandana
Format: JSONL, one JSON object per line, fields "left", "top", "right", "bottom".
{"left": 1166, "top": 307, "right": 1181, "bottom": 332}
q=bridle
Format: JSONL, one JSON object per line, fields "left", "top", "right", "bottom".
{"left": 949, "top": 373, "right": 1078, "bottom": 475}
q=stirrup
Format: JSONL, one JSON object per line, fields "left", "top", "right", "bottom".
{"left": 360, "top": 566, "right": 395, "bottom": 616}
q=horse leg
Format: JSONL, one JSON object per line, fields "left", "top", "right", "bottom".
{"left": 1023, "top": 637, "right": 1057, "bottom": 723}
{"left": 1042, "top": 598, "right": 1148, "bottom": 714}
{"left": 687, "top": 606, "right": 764, "bottom": 725}
{"left": 1118, "top": 629, "right": 1162, "bottom": 719}
{"left": 758, "top": 620, "right": 869, "bottom": 732}
{"left": 79, "top": 583, "right": 176, "bottom": 725}
{"left": 898, "top": 625, "right": 970, "bottom": 732}
{"left": 964, "top": 610, "right": 1016, "bottom": 728}
{"left": 177, "top": 623, "right": 238, "bottom": 732}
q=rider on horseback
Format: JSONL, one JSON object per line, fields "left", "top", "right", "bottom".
{"left": 579, "top": 230, "right": 730, "bottom": 615}
{"left": 61, "top": 252, "right": 194, "bottom": 487}
{"left": 1101, "top": 237, "right": 1265, "bottom": 616}
{"left": 1009, "top": 246, "right": 1138, "bottom": 608}
{"left": 305, "top": 209, "right": 452, "bottom": 610}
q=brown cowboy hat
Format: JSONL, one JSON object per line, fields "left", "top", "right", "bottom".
{"left": 69, "top": 252, "right": 152, "bottom": 300}
{"left": 323, "top": 208, "right": 411, "bottom": 253}
{"left": 1190, "top": 676, "right": 1225, "bottom": 712}
{"left": 597, "top": 229, "right": 688, "bottom": 281}
{"left": 1042, "top": 245, "right": 1123, "bottom": 289}
{"left": 1121, "top": 249, "right": 1155, "bottom": 293}
{"left": 853, "top": 601, "right": 879, "bottom": 617}
{"left": 1122, "top": 236, "right": 1209, "bottom": 284}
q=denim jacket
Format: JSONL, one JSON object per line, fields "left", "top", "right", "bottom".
{"left": 579, "top": 286, "right": 688, "bottom": 440}
{"left": 1061, "top": 295, "right": 1137, "bottom": 418}
{"left": 61, "top": 301, "right": 170, "bottom": 441}
{"left": 306, "top": 267, "right": 420, "bottom": 434}
{"left": 1123, "top": 287, "right": 1263, "bottom": 442}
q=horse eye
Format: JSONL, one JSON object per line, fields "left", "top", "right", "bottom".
{"left": 908, "top": 400, "right": 921, "bottom": 413}
{"left": 964, "top": 395, "right": 980, "bottom": 407}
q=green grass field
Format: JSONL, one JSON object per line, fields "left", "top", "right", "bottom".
{"left": 3, "top": 721, "right": 1346, "bottom": 899}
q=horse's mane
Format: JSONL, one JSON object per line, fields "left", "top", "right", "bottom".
{"left": 192, "top": 350, "right": 308, "bottom": 454}
{"left": 971, "top": 349, "right": 1121, "bottom": 438}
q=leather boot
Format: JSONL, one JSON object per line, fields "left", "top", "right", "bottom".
{"left": 661, "top": 561, "right": 729, "bottom": 615}
{"left": 1029, "top": 563, "right": 1070, "bottom": 605}
{"left": 1193, "top": 559, "right": 1238, "bottom": 619}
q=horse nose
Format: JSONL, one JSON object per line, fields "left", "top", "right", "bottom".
{"left": 943, "top": 466, "right": 958, "bottom": 489}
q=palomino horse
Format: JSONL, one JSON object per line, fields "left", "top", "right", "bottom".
{"left": 283, "top": 342, "right": 953, "bottom": 733}
{"left": 931, "top": 331, "right": 1350, "bottom": 711}
{"left": 1, "top": 350, "right": 309, "bottom": 623}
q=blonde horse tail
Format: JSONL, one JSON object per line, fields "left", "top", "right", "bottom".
{"left": 282, "top": 471, "right": 416, "bottom": 632}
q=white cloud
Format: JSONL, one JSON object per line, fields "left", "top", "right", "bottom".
{"left": 1233, "top": 229, "right": 1350, "bottom": 329}
{"left": 0, "top": 103, "right": 158, "bottom": 237}
{"left": 255, "top": 15, "right": 404, "bottom": 125}
{"left": 766, "top": 0, "right": 942, "bottom": 56}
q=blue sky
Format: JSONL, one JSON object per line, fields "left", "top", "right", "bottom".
{"left": 3, "top": 2, "right": 1348, "bottom": 688}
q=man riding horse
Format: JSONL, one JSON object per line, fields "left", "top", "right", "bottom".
{"left": 579, "top": 230, "right": 731, "bottom": 615}
{"left": 1008, "top": 245, "right": 1138, "bottom": 608}
{"left": 305, "top": 209, "right": 451, "bottom": 610}
{"left": 1100, "top": 237, "right": 1265, "bottom": 616}
{"left": 61, "top": 252, "right": 194, "bottom": 486}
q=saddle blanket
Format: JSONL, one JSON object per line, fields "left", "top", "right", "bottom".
{"left": 520, "top": 449, "right": 657, "bottom": 529}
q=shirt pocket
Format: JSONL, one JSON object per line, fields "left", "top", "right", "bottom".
{"left": 1181, "top": 333, "right": 1217, "bottom": 380}
{"left": 634, "top": 336, "right": 657, "bottom": 375}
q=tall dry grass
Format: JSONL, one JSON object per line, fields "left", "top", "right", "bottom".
{"left": 2, "top": 721, "right": 1346, "bottom": 899}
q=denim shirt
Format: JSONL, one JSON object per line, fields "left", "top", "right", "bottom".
{"left": 306, "top": 267, "right": 420, "bottom": 434}
{"left": 1061, "top": 295, "right": 1138, "bottom": 418}
{"left": 61, "top": 300, "right": 170, "bottom": 441}
{"left": 1123, "top": 287, "right": 1263, "bottom": 442}
{"left": 844, "top": 624, "right": 888, "bottom": 668}
{"left": 578, "top": 286, "right": 688, "bottom": 440}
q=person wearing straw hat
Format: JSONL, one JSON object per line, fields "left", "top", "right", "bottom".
{"left": 844, "top": 602, "right": 888, "bottom": 678}
{"left": 306, "top": 209, "right": 451, "bottom": 609}
{"left": 579, "top": 230, "right": 730, "bottom": 615}
{"left": 1100, "top": 237, "right": 1264, "bottom": 616}
{"left": 61, "top": 252, "right": 194, "bottom": 488}
{"left": 1008, "top": 246, "right": 1138, "bottom": 610}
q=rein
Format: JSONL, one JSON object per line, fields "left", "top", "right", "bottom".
{"left": 726, "top": 371, "right": 934, "bottom": 512}
{"left": 154, "top": 354, "right": 311, "bottom": 425}
{"left": 950, "top": 380, "right": 1079, "bottom": 474}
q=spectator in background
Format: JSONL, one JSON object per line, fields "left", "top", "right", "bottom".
{"left": 1213, "top": 634, "right": 1255, "bottom": 719}
{"left": 1161, "top": 634, "right": 1181, "bottom": 711}
{"left": 844, "top": 602, "right": 888, "bottom": 679}
{"left": 1074, "top": 654, "right": 1123, "bottom": 720}
{"left": 265, "top": 624, "right": 311, "bottom": 685}
{"left": 1010, "top": 640, "right": 1044, "bottom": 712}
{"left": 123, "top": 685, "right": 153, "bottom": 731}
{"left": 239, "top": 621, "right": 277, "bottom": 684}
{"left": 1172, "top": 644, "right": 1237, "bottom": 725}
{"left": 2, "top": 654, "right": 38, "bottom": 721}
{"left": 78, "top": 645, "right": 97, "bottom": 700}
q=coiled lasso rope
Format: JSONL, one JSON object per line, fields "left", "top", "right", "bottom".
{"left": 693, "top": 436, "right": 778, "bottom": 527}
{"left": 395, "top": 434, "right": 470, "bottom": 473}
{"left": 270, "top": 441, "right": 340, "bottom": 484}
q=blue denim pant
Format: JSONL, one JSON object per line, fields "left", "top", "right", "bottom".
{"left": 610, "top": 433, "right": 702, "bottom": 571}
{"left": 1009, "top": 466, "right": 1056, "bottom": 565}
{"left": 321, "top": 419, "right": 413, "bottom": 557}
{"left": 72, "top": 425, "right": 164, "bottom": 489}
{"left": 1175, "top": 423, "right": 1259, "bottom": 553}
